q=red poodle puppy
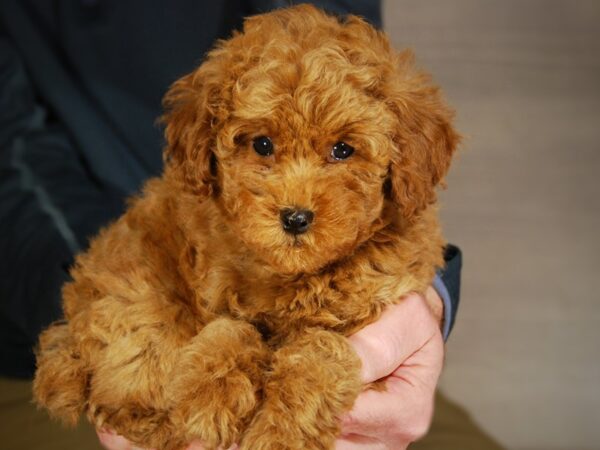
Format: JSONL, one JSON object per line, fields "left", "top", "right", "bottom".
{"left": 33, "top": 5, "right": 459, "bottom": 450}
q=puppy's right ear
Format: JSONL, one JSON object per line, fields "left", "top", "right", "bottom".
{"left": 161, "top": 66, "right": 220, "bottom": 195}
{"left": 383, "top": 52, "right": 460, "bottom": 221}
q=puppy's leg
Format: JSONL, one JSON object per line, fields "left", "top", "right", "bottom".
{"left": 240, "top": 328, "right": 362, "bottom": 450}
{"left": 169, "top": 317, "right": 270, "bottom": 450}
{"left": 83, "top": 315, "right": 268, "bottom": 450}
{"left": 33, "top": 322, "right": 87, "bottom": 426}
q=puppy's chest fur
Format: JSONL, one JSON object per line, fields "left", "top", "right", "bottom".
{"left": 179, "top": 197, "right": 444, "bottom": 342}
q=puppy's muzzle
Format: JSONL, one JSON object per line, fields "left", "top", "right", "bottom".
{"left": 280, "top": 208, "right": 314, "bottom": 235}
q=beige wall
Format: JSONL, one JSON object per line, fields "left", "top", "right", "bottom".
{"left": 382, "top": 1, "right": 600, "bottom": 449}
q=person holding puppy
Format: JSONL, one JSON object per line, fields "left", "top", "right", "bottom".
{"left": 0, "top": 1, "right": 499, "bottom": 449}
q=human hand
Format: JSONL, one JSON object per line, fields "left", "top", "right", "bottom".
{"left": 336, "top": 290, "right": 445, "bottom": 449}
{"left": 96, "top": 429, "right": 230, "bottom": 450}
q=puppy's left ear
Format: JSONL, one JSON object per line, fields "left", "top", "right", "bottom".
{"left": 385, "top": 52, "right": 460, "bottom": 220}
{"left": 161, "top": 64, "right": 222, "bottom": 196}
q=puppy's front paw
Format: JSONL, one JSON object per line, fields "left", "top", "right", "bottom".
{"left": 240, "top": 413, "right": 299, "bottom": 450}
{"left": 240, "top": 407, "right": 335, "bottom": 450}
{"left": 240, "top": 328, "right": 362, "bottom": 450}
{"left": 171, "top": 374, "right": 253, "bottom": 448}
{"left": 170, "top": 318, "right": 269, "bottom": 448}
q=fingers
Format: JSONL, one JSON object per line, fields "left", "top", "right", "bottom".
{"left": 348, "top": 293, "right": 440, "bottom": 383}
{"left": 340, "top": 330, "right": 444, "bottom": 445}
{"left": 341, "top": 373, "right": 436, "bottom": 441}
{"left": 96, "top": 430, "right": 236, "bottom": 450}
{"left": 96, "top": 429, "right": 151, "bottom": 450}
{"left": 186, "top": 443, "right": 237, "bottom": 450}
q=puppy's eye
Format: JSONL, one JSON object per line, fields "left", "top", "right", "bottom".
{"left": 253, "top": 136, "right": 274, "bottom": 156}
{"left": 331, "top": 142, "right": 354, "bottom": 160}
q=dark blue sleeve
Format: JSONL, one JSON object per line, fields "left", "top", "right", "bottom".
{"left": 433, "top": 245, "right": 462, "bottom": 339}
{"left": 0, "top": 36, "right": 124, "bottom": 378}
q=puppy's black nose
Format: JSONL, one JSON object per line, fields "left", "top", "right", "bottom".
{"left": 280, "top": 208, "right": 314, "bottom": 235}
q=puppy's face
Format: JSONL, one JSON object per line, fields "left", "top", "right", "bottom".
{"left": 163, "top": 5, "right": 458, "bottom": 275}
{"left": 215, "top": 79, "right": 393, "bottom": 274}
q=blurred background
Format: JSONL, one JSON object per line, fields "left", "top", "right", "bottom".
{"left": 384, "top": 1, "right": 600, "bottom": 449}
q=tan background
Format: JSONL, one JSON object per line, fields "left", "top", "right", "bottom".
{"left": 383, "top": 1, "right": 600, "bottom": 449}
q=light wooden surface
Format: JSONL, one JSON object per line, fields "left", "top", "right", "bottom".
{"left": 383, "top": 1, "right": 600, "bottom": 449}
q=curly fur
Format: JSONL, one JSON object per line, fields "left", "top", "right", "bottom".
{"left": 33, "top": 5, "right": 459, "bottom": 450}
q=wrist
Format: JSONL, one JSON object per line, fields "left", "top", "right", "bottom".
{"left": 424, "top": 285, "right": 444, "bottom": 327}
{"left": 431, "top": 273, "right": 453, "bottom": 340}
